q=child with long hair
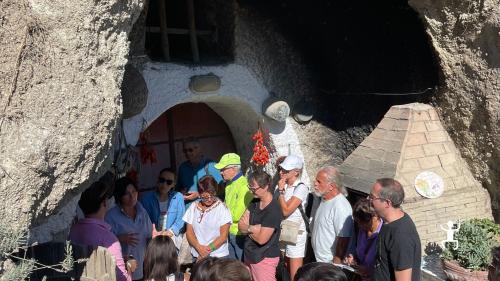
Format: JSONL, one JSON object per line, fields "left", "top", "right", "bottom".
{"left": 143, "top": 236, "right": 185, "bottom": 281}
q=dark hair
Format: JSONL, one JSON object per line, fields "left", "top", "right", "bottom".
{"left": 275, "top": 156, "right": 286, "bottom": 169}
{"left": 78, "top": 181, "right": 111, "bottom": 215}
{"left": 159, "top": 168, "right": 176, "bottom": 178}
{"left": 353, "top": 198, "right": 377, "bottom": 224}
{"left": 191, "top": 257, "right": 218, "bottom": 281}
{"left": 114, "top": 177, "right": 137, "bottom": 205}
{"left": 492, "top": 246, "right": 500, "bottom": 280}
{"left": 183, "top": 137, "right": 200, "bottom": 147}
{"left": 376, "top": 178, "right": 405, "bottom": 208}
{"left": 198, "top": 175, "right": 218, "bottom": 195}
{"left": 294, "top": 262, "right": 347, "bottom": 281}
{"left": 191, "top": 257, "right": 251, "bottom": 281}
{"left": 248, "top": 170, "right": 273, "bottom": 193}
{"left": 143, "top": 236, "right": 179, "bottom": 280}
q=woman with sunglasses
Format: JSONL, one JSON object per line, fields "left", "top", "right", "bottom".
{"left": 140, "top": 168, "right": 186, "bottom": 249}
{"left": 106, "top": 177, "right": 153, "bottom": 281}
{"left": 239, "top": 170, "right": 283, "bottom": 281}
{"left": 183, "top": 175, "right": 232, "bottom": 261}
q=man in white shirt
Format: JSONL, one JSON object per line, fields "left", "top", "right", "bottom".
{"left": 311, "top": 166, "right": 353, "bottom": 264}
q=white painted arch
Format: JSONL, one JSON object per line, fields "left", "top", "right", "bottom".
{"left": 123, "top": 62, "right": 311, "bottom": 183}
{"left": 29, "top": 62, "right": 313, "bottom": 244}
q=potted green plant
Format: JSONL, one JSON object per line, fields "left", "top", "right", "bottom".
{"left": 441, "top": 219, "right": 500, "bottom": 281}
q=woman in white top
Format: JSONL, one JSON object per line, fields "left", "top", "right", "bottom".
{"left": 183, "top": 175, "right": 232, "bottom": 260}
{"left": 276, "top": 155, "right": 310, "bottom": 280}
{"left": 143, "top": 235, "right": 185, "bottom": 281}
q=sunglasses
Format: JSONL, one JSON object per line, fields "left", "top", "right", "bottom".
{"left": 183, "top": 148, "right": 196, "bottom": 153}
{"left": 159, "top": 178, "right": 174, "bottom": 185}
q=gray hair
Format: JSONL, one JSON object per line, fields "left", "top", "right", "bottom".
{"left": 321, "top": 166, "right": 347, "bottom": 196}
{"left": 376, "top": 178, "right": 405, "bottom": 208}
{"left": 226, "top": 164, "right": 241, "bottom": 172}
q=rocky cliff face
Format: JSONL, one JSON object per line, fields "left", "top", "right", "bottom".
{"left": 408, "top": 0, "right": 500, "bottom": 220}
{"left": 0, "top": 0, "right": 498, "bottom": 244}
{"left": 0, "top": 0, "right": 143, "bottom": 241}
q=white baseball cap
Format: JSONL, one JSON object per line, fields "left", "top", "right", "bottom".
{"left": 279, "top": 155, "right": 303, "bottom": 170}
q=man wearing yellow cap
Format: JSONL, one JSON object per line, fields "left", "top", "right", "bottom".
{"left": 215, "top": 153, "right": 253, "bottom": 261}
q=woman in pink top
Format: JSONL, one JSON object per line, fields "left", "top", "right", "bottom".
{"left": 69, "top": 181, "right": 131, "bottom": 281}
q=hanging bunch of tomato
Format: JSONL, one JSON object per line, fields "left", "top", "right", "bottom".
{"left": 251, "top": 128, "right": 269, "bottom": 166}
{"left": 139, "top": 132, "right": 157, "bottom": 164}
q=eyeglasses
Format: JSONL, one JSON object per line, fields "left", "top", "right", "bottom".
{"left": 248, "top": 185, "right": 262, "bottom": 192}
{"left": 367, "top": 194, "right": 387, "bottom": 202}
{"left": 158, "top": 178, "right": 174, "bottom": 185}
{"left": 220, "top": 166, "right": 234, "bottom": 172}
{"left": 200, "top": 195, "right": 215, "bottom": 202}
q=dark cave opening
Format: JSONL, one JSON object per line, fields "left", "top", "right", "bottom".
{"left": 238, "top": 0, "right": 440, "bottom": 136}
{"left": 142, "top": 0, "right": 441, "bottom": 134}
{"left": 238, "top": 0, "right": 440, "bottom": 95}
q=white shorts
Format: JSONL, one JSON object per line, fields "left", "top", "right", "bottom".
{"left": 280, "top": 229, "right": 307, "bottom": 258}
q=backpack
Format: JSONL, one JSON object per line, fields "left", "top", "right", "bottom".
{"left": 295, "top": 182, "right": 314, "bottom": 233}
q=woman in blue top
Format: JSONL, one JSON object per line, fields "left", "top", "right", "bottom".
{"left": 105, "top": 177, "right": 153, "bottom": 281}
{"left": 140, "top": 168, "right": 185, "bottom": 248}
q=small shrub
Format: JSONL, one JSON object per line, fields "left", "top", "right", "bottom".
{"left": 441, "top": 219, "right": 497, "bottom": 271}
{"left": 0, "top": 223, "right": 73, "bottom": 280}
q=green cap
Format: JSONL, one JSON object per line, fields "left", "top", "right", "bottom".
{"left": 215, "top": 153, "right": 241, "bottom": 169}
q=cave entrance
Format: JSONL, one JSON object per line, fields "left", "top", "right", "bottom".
{"left": 134, "top": 102, "right": 236, "bottom": 191}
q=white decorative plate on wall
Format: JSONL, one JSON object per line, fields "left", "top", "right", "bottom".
{"left": 414, "top": 171, "right": 444, "bottom": 199}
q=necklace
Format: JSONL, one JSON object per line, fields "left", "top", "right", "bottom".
{"left": 196, "top": 199, "right": 220, "bottom": 223}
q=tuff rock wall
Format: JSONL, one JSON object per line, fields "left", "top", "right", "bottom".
{"left": 0, "top": 0, "right": 498, "bottom": 244}
{"left": 408, "top": 0, "right": 500, "bottom": 220}
{"left": 0, "top": 0, "right": 144, "bottom": 241}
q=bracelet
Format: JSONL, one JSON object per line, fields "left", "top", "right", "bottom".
{"left": 209, "top": 242, "right": 216, "bottom": 251}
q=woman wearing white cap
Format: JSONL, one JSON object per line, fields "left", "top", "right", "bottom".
{"left": 276, "top": 154, "right": 310, "bottom": 280}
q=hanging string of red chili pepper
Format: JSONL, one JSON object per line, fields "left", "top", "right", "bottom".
{"left": 126, "top": 168, "right": 139, "bottom": 184}
{"left": 251, "top": 126, "right": 270, "bottom": 166}
{"left": 139, "top": 131, "right": 157, "bottom": 165}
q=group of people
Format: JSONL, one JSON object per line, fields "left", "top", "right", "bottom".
{"left": 69, "top": 137, "right": 424, "bottom": 281}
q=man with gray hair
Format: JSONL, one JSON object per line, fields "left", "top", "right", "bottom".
{"left": 311, "top": 166, "right": 353, "bottom": 264}
{"left": 177, "top": 137, "right": 222, "bottom": 203}
{"left": 369, "top": 178, "right": 421, "bottom": 281}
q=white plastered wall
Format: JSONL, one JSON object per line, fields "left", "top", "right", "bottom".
{"left": 124, "top": 62, "right": 311, "bottom": 185}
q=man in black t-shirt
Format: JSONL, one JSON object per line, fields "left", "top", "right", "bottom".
{"left": 369, "top": 178, "right": 421, "bottom": 281}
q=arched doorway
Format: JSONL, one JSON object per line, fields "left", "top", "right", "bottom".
{"left": 135, "top": 102, "right": 236, "bottom": 191}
